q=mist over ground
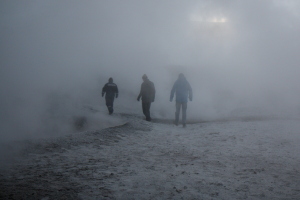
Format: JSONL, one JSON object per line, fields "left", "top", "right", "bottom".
{"left": 1, "top": 0, "right": 300, "bottom": 141}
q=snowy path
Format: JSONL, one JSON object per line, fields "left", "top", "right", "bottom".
{"left": 1, "top": 114, "right": 300, "bottom": 199}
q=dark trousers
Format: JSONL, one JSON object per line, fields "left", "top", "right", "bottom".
{"left": 105, "top": 97, "right": 115, "bottom": 114}
{"left": 142, "top": 102, "right": 151, "bottom": 121}
{"left": 175, "top": 102, "right": 187, "bottom": 125}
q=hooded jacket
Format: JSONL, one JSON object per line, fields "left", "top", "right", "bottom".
{"left": 170, "top": 74, "right": 193, "bottom": 103}
{"left": 138, "top": 78, "right": 155, "bottom": 103}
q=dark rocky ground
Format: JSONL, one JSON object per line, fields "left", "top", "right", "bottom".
{"left": 1, "top": 114, "right": 300, "bottom": 199}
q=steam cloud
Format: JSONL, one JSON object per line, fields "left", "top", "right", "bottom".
{"left": 1, "top": 0, "right": 300, "bottom": 141}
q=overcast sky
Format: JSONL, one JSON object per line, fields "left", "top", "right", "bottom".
{"left": 1, "top": 0, "right": 300, "bottom": 140}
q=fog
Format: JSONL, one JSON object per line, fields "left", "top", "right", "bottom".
{"left": 1, "top": 0, "right": 300, "bottom": 141}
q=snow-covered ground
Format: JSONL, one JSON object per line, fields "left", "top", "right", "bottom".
{"left": 0, "top": 113, "right": 300, "bottom": 199}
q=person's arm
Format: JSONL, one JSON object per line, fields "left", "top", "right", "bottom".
{"left": 102, "top": 84, "right": 106, "bottom": 97}
{"left": 137, "top": 84, "right": 142, "bottom": 101}
{"left": 115, "top": 84, "right": 119, "bottom": 98}
{"left": 170, "top": 82, "right": 176, "bottom": 102}
{"left": 188, "top": 82, "right": 193, "bottom": 101}
{"left": 151, "top": 82, "right": 155, "bottom": 102}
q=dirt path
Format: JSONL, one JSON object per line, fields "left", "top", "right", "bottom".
{"left": 1, "top": 115, "right": 300, "bottom": 199}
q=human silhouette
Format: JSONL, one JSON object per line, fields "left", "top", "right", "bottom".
{"left": 102, "top": 77, "right": 118, "bottom": 114}
{"left": 170, "top": 73, "right": 192, "bottom": 127}
{"left": 137, "top": 74, "right": 155, "bottom": 121}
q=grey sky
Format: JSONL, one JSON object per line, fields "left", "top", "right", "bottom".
{"left": 1, "top": 0, "right": 300, "bottom": 140}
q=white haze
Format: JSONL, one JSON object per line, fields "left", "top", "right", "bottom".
{"left": 1, "top": 0, "right": 300, "bottom": 141}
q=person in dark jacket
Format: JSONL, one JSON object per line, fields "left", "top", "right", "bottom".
{"left": 102, "top": 77, "right": 118, "bottom": 114}
{"left": 137, "top": 74, "right": 155, "bottom": 121}
{"left": 170, "top": 73, "right": 192, "bottom": 127}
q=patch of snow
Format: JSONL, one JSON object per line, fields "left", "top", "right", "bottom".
{"left": 0, "top": 114, "right": 299, "bottom": 199}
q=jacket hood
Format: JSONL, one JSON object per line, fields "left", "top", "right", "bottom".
{"left": 178, "top": 73, "right": 186, "bottom": 81}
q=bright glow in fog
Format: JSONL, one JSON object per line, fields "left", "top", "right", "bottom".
{"left": 188, "top": 11, "right": 233, "bottom": 41}
{"left": 211, "top": 18, "right": 228, "bottom": 23}
{"left": 189, "top": 14, "right": 228, "bottom": 23}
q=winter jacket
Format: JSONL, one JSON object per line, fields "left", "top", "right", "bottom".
{"left": 102, "top": 81, "right": 118, "bottom": 99}
{"left": 170, "top": 76, "right": 193, "bottom": 103}
{"left": 137, "top": 79, "right": 155, "bottom": 103}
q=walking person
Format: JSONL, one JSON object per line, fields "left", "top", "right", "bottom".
{"left": 102, "top": 77, "right": 118, "bottom": 114}
{"left": 170, "top": 73, "right": 193, "bottom": 127}
{"left": 137, "top": 74, "right": 155, "bottom": 121}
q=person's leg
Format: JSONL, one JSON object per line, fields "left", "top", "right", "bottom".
{"left": 142, "top": 102, "right": 147, "bottom": 117}
{"left": 182, "top": 102, "right": 187, "bottom": 127}
{"left": 175, "top": 102, "right": 181, "bottom": 125}
{"left": 145, "top": 102, "right": 151, "bottom": 121}
{"left": 105, "top": 98, "right": 110, "bottom": 113}
{"left": 110, "top": 98, "right": 114, "bottom": 114}
{"left": 106, "top": 97, "right": 114, "bottom": 114}
{"left": 142, "top": 102, "right": 151, "bottom": 121}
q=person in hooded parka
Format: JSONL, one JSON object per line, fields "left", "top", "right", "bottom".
{"left": 170, "top": 73, "right": 193, "bottom": 127}
{"left": 102, "top": 77, "right": 119, "bottom": 114}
